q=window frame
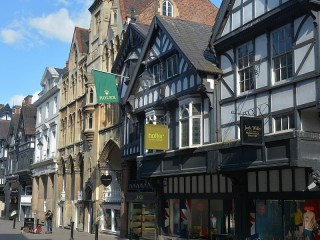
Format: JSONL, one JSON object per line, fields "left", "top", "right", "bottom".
{"left": 166, "top": 54, "right": 178, "bottom": 79}
{"left": 273, "top": 113, "right": 295, "bottom": 132}
{"left": 162, "top": 0, "right": 173, "bottom": 17}
{"left": 237, "top": 42, "right": 255, "bottom": 93}
{"left": 272, "top": 25, "right": 293, "bottom": 82}
{"left": 179, "top": 99, "right": 202, "bottom": 148}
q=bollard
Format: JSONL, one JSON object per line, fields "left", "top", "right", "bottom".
{"left": 70, "top": 221, "right": 74, "bottom": 240}
{"left": 12, "top": 217, "right": 16, "bottom": 229}
{"left": 95, "top": 223, "right": 99, "bottom": 240}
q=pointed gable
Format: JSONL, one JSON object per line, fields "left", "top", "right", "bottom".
{"left": 20, "top": 105, "right": 37, "bottom": 136}
{"left": 123, "top": 15, "right": 221, "bottom": 102}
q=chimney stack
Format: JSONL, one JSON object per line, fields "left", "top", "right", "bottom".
{"left": 22, "top": 95, "right": 33, "bottom": 106}
{"left": 12, "top": 105, "right": 21, "bottom": 115}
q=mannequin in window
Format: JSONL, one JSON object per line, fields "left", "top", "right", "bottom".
{"left": 293, "top": 205, "right": 303, "bottom": 235}
{"left": 303, "top": 206, "right": 317, "bottom": 240}
{"left": 210, "top": 213, "right": 217, "bottom": 238}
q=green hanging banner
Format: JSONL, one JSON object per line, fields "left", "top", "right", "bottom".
{"left": 92, "top": 69, "right": 119, "bottom": 103}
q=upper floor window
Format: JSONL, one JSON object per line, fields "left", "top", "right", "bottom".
{"left": 166, "top": 54, "right": 178, "bottom": 79}
{"left": 162, "top": 0, "right": 173, "bottom": 17}
{"left": 179, "top": 100, "right": 202, "bottom": 147}
{"left": 272, "top": 25, "right": 293, "bottom": 82}
{"left": 38, "top": 107, "right": 42, "bottom": 123}
{"left": 89, "top": 89, "right": 94, "bottom": 103}
{"left": 238, "top": 42, "right": 254, "bottom": 93}
{"left": 274, "top": 113, "right": 294, "bottom": 132}
{"left": 45, "top": 102, "right": 49, "bottom": 119}
{"left": 152, "top": 63, "right": 161, "bottom": 83}
{"left": 53, "top": 96, "right": 57, "bottom": 114}
{"left": 94, "top": 11, "right": 101, "bottom": 35}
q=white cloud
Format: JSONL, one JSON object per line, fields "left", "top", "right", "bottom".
{"left": 32, "top": 91, "right": 40, "bottom": 103}
{"left": 0, "top": 28, "right": 24, "bottom": 44}
{"left": 28, "top": 8, "right": 75, "bottom": 43}
{"left": 9, "top": 95, "right": 25, "bottom": 106}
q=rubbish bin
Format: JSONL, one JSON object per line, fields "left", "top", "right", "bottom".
{"left": 24, "top": 217, "right": 34, "bottom": 231}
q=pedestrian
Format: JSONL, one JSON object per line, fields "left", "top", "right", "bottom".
{"left": 45, "top": 210, "right": 53, "bottom": 234}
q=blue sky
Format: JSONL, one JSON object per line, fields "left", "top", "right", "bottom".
{"left": 0, "top": 0, "right": 222, "bottom": 106}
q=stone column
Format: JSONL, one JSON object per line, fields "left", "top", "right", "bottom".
{"left": 31, "top": 177, "right": 39, "bottom": 214}
{"left": 38, "top": 176, "right": 45, "bottom": 220}
{"left": 46, "top": 174, "right": 54, "bottom": 212}
{"left": 74, "top": 167, "right": 81, "bottom": 202}
{"left": 65, "top": 169, "right": 72, "bottom": 200}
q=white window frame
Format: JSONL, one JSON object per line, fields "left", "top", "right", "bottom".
{"left": 237, "top": 42, "right": 254, "bottom": 93}
{"left": 272, "top": 25, "right": 293, "bottom": 82}
{"left": 162, "top": 0, "right": 173, "bottom": 17}
{"left": 179, "top": 98, "right": 202, "bottom": 148}
{"left": 273, "top": 113, "right": 295, "bottom": 132}
{"left": 166, "top": 54, "right": 178, "bottom": 79}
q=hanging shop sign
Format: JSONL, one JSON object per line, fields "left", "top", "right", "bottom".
{"left": 240, "top": 116, "right": 264, "bottom": 146}
{"left": 144, "top": 124, "right": 168, "bottom": 150}
{"left": 101, "top": 174, "right": 112, "bottom": 187}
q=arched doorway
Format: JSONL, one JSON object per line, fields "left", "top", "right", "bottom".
{"left": 84, "top": 182, "right": 93, "bottom": 233}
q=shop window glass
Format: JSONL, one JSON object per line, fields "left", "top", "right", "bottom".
{"left": 163, "top": 198, "right": 235, "bottom": 239}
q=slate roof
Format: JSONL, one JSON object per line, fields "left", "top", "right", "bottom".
{"left": 55, "top": 67, "right": 67, "bottom": 76}
{"left": 119, "top": 0, "right": 155, "bottom": 23}
{"left": 157, "top": 16, "right": 221, "bottom": 73}
{"left": 20, "top": 105, "right": 37, "bottom": 136}
{"left": 0, "top": 120, "right": 10, "bottom": 140}
{"left": 75, "top": 27, "right": 89, "bottom": 54}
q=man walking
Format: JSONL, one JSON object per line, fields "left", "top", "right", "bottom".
{"left": 45, "top": 210, "right": 53, "bottom": 234}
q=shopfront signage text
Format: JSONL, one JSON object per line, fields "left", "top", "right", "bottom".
{"left": 240, "top": 116, "right": 264, "bottom": 146}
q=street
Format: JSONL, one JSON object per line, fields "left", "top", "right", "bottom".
{"left": 0, "top": 218, "right": 128, "bottom": 240}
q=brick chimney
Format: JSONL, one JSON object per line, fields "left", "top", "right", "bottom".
{"left": 22, "top": 95, "right": 33, "bottom": 106}
{"left": 12, "top": 105, "right": 21, "bottom": 115}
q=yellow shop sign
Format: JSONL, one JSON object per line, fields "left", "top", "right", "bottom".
{"left": 144, "top": 124, "right": 168, "bottom": 150}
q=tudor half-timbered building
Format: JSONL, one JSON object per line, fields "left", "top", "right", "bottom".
{"left": 120, "top": 15, "right": 231, "bottom": 240}
{"left": 210, "top": 0, "right": 320, "bottom": 239}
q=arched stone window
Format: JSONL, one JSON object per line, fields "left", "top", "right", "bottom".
{"left": 162, "top": 0, "right": 173, "bottom": 17}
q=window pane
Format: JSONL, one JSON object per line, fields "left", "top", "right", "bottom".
{"left": 192, "top": 118, "right": 200, "bottom": 144}
{"left": 192, "top": 104, "right": 201, "bottom": 115}
{"left": 275, "top": 117, "right": 281, "bottom": 131}
{"left": 289, "top": 113, "right": 295, "bottom": 129}
{"left": 282, "top": 115, "right": 288, "bottom": 130}
{"left": 181, "top": 120, "right": 189, "bottom": 147}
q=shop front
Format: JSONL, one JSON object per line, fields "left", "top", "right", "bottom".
{"left": 126, "top": 187, "right": 157, "bottom": 240}
{"left": 160, "top": 174, "right": 234, "bottom": 240}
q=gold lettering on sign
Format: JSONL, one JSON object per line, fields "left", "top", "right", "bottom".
{"left": 244, "top": 125, "right": 261, "bottom": 137}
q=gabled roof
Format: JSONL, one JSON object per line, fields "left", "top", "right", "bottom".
{"left": 112, "top": 22, "right": 149, "bottom": 74}
{"left": 0, "top": 120, "right": 10, "bottom": 140}
{"left": 75, "top": 27, "right": 89, "bottom": 54}
{"left": 123, "top": 15, "right": 221, "bottom": 103}
{"left": 7, "top": 114, "right": 20, "bottom": 142}
{"left": 20, "top": 105, "right": 37, "bottom": 136}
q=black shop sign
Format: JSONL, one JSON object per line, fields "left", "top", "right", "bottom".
{"left": 240, "top": 116, "right": 264, "bottom": 146}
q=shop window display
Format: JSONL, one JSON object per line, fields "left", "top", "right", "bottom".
{"left": 250, "top": 200, "right": 320, "bottom": 240}
{"left": 163, "top": 198, "right": 235, "bottom": 239}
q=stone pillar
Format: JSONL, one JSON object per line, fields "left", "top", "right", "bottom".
{"left": 38, "top": 176, "right": 45, "bottom": 220}
{"left": 31, "top": 177, "right": 39, "bottom": 217}
{"left": 46, "top": 174, "right": 54, "bottom": 212}
{"left": 120, "top": 161, "right": 131, "bottom": 238}
{"left": 65, "top": 169, "right": 72, "bottom": 200}
{"left": 74, "top": 168, "right": 81, "bottom": 202}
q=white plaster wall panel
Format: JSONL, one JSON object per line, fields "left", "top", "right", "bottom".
{"left": 255, "top": 34, "right": 268, "bottom": 60}
{"left": 221, "top": 102, "right": 235, "bottom": 125}
{"left": 177, "top": 80, "right": 182, "bottom": 93}
{"left": 171, "top": 83, "right": 175, "bottom": 96}
{"left": 256, "top": 92, "right": 269, "bottom": 116}
{"left": 236, "top": 97, "right": 255, "bottom": 121}
{"left": 220, "top": 51, "right": 233, "bottom": 73}
{"left": 295, "top": 16, "right": 314, "bottom": 45}
{"left": 139, "top": 96, "right": 143, "bottom": 108}
{"left": 221, "top": 125, "right": 236, "bottom": 141}
{"left": 165, "top": 85, "right": 170, "bottom": 97}
{"left": 222, "top": 18, "right": 231, "bottom": 37}
{"left": 255, "top": 0, "right": 265, "bottom": 17}
{"left": 144, "top": 95, "right": 148, "bottom": 105}
{"left": 154, "top": 91, "right": 158, "bottom": 102}
{"left": 183, "top": 77, "right": 188, "bottom": 91}
{"left": 271, "top": 85, "right": 294, "bottom": 112}
{"left": 256, "top": 61, "right": 268, "bottom": 89}
{"left": 221, "top": 75, "right": 234, "bottom": 100}
{"left": 300, "top": 109, "right": 320, "bottom": 133}
{"left": 267, "top": 0, "right": 279, "bottom": 11}
{"left": 243, "top": 3, "right": 253, "bottom": 24}
{"left": 295, "top": 44, "right": 315, "bottom": 75}
{"left": 234, "top": 0, "right": 241, "bottom": 8}
{"left": 179, "top": 58, "right": 185, "bottom": 74}
{"left": 296, "top": 79, "right": 315, "bottom": 106}
{"left": 190, "top": 75, "right": 195, "bottom": 88}
{"left": 232, "top": 10, "right": 241, "bottom": 30}
{"left": 134, "top": 98, "right": 138, "bottom": 109}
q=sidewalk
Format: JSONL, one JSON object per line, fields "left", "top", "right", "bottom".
{"left": 0, "top": 219, "right": 128, "bottom": 240}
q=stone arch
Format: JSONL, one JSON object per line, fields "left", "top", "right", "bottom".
{"left": 84, "top": 181, "right": 93, "bottom": 201}
{"left": 98, "top": 139, "right": 121, "bottom": 171}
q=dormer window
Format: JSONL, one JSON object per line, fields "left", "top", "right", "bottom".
{"left": 162, "top": 0, "right": 173, "bottom": 17}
